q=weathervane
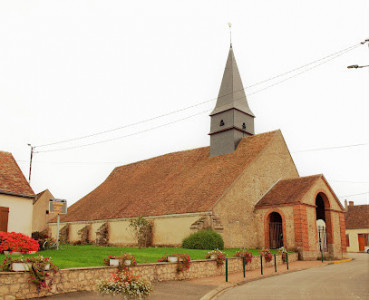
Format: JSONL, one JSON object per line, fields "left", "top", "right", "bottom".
{"left": 228, "top": 22, "right": 232, "bottom": 47}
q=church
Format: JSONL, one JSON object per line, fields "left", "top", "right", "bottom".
{"left": 49, "top": 44, "right": 347, "bottom": 260}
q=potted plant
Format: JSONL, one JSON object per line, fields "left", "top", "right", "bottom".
{"left": 97, "top": 268, "right": 152, "bottom": 298}
{"left": 158, "top": 253, "right": 191, "bottom": 273}
{"left": 205, "top": 249, "right": 226, "bottom": 267}
{"left": 233, "top": 249, "right": 253, "bottom": 264}
{"left": 259, "top": 248, "right": 273, "bottom": 263}
{"left": 0, "top": 255, "right": 59, "bottom": 291}
{"left": 278, "top": 247, "right": 288, "bottom": 263}
{"left": 103, "top": 253, "right": 137, "bottom": 269}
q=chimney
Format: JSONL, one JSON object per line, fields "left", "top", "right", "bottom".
{"left": 344, "top": 199, "right": 348, "bottom": 210}
{"left": 349, "top": 201, "right": 354, "bottom": 207}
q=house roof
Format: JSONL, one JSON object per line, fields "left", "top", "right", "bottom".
{"left": 345, "top": 204, "right": 369, "bottom": 229}
{"left": 0, "top": 151, "right": 34, "bottom": 197}
{"left": 58, "top": 130, "right": 278, "bottom": 223}
{"left": 255, "top": 175, "right": 322, "bottom": 208}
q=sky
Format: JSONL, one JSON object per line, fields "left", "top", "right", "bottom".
{"left": 0, "top": 0, "right": 368, "bottom": 207}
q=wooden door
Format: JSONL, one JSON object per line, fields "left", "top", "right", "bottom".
{"left": 358, "top": 234, "right": 368, "bottom": 251}
{"left": 0, "top": 207, "right": 9, "bottom": 232}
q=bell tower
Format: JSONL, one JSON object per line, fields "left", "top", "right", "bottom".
{"left": 209, "top": 45, "right": 255, "bottom": 157}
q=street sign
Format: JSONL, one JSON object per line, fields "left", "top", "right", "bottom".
{"left": 49, "top": 199, "right": 67, "bottom": 214}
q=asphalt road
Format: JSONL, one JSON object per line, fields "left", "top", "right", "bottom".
{"left": 218, "top": 253, "right": 369, "bottom": 300}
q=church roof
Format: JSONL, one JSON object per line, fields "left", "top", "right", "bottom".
{"left": 255, "top": 175, "right": 322, "bottom": 208}
{"left": 345, "top": 204, "right": 369, "bottom": 229}
{"left": 210, "top": 46, "right": 255, "bottom": 117}
{"left": 0, "top": 151, "right": 34, "bottom": 197}
{"left": 58, "top": 130, "right": 278, "bottom": 222}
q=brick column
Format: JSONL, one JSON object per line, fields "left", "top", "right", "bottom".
{"left": 339, "top": 212, "right": 347, "bottom": 253}
{"left": 293, "top": 205, "right": 309, "bottom": 252}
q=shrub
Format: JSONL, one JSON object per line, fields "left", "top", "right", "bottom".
{"left": 182, "top": 230, "right": 224, "bottom": 250}
{"left": 0, "top": 232, "right": 39, "bottom": 253}
{"left": 32, "top": 231, "right": 50, "bottom": 250}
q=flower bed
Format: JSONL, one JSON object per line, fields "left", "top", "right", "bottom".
{"left": 0, "top": 232, "right": 39, "bottom": 254}
{"left": 97, "top": 268, "right": 152, "bottom": 298}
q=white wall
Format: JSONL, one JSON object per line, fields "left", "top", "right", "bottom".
{"left": 0, "top": 193, "right": 33, "bottom": 236}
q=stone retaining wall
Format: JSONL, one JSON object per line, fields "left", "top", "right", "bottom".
{"left": 0, "top": 253, "right": 297, "bottom": 299}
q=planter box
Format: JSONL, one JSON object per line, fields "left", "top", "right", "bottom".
{"left": 109, "top": 259, "right": 132, "bottom": 266}
{"left": 4, "top": 251, "right": 22, "bottom": 255}
{"left": 109, "top": 259, "right": 120, "bottom": 267}
{"left": 11, "top": 263, "right": 31, "bottom": 272}
{"left": 124, "top": 260, "right": 131, "bottom": 266}
{"left": 167, "top": 256, "right": 178, "bottom": 263}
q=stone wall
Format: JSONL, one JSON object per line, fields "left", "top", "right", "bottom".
{"left": 49, "top": 213, "right": 208, "bottom": 247}
{"left": 0, "top": 253, "right": 297, "bottom": 299}
{"left": 213, "top": 130, "right": 300, "bottom": 248}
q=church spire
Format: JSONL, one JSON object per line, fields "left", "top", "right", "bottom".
{"left": 209, "top": 45, "right": 255, "bottom": 157}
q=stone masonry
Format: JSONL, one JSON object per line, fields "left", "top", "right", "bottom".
{"left": 0, "top": 253, "right": 297, "bottom": 299}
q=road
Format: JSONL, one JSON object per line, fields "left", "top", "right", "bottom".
{"left": 218, "top": 253, "right": 369, "bottom": 300}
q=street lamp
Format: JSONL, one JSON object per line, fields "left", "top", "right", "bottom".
{"left": 347, "top": 64, "right": 369, "bottom": 69}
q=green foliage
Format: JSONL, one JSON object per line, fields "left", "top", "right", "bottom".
{"left": 0, "top": 245, "right": 278, "bottom": 269}
{"left": 182, "top": 230, "right": 224, "bottom": 250}
{"left": 129, "top": 216, "right": 152, "bottom": 248}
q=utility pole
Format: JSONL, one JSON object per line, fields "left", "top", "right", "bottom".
{"left": 27, "top": 144, "right": 34, "bottom": 183}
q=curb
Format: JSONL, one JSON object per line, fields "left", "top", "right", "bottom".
{"left": 200, "top": 264, "right": 333, "bottom": 300}
{"left": 200, "top": 268, "right": 306, "bottom": 300}
{"left": 329, "top": 258, "right": 353, "bottom": 264}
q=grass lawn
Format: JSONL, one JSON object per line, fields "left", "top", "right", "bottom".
{"left": 0, "top": 245, "right": 279, "bottom": 269}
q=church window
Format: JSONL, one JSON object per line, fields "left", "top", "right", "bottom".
{"left": 220, "top": 120, "right": 225, "bottom": 126}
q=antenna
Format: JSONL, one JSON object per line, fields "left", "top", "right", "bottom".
{"left": 228, "top": 22, "right": 232, "bottom": 47}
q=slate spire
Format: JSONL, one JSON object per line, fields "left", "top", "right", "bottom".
{"left": 209, "top": 45, "right": 255, "bottom": 157}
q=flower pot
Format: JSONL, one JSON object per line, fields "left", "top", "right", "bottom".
{"left": 4, "top": 251, "right": 10, "bottom": 255}
{"left": 124, "top": 260, "right": 131, "bottom": 266}
{"left": 45, "top": 264, "right": 50, "bottom": 270}
{"left": 28, "top": 251, "right": 37, "bottom": 254}
{"left": 168, "top": 256, "right": 178, "bottom": 263}
{"left": 109, "top": 259, "right": 120, "bottom": 266}
{"left": 210, "top": 255, "right": 217, "bottom": 259}
{"left": 11, "top": 263, "right": 30, "bottom": 272}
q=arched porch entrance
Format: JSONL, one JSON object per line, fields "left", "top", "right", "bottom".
{"left": 315, "top": 192, "right": 333, "bottom": 255}
{"left": 268, "top": 212, "right": 284, "bottom": 249}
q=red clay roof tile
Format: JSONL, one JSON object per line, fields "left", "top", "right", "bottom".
{"left": 0, "top": 151, "right": 34, "bottom": 197}
{"left": 59, "top": 131, "right": 278, "bottom": 222}
{"left": 345, "top": 204, "right": 369, "bottom": 229}
{"left": 255, "top": 175, "right": 322, "bottom": 208}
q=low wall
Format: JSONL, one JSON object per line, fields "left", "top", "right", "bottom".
{"left": 0, "top": 253, "right": 298, "bottom": 299}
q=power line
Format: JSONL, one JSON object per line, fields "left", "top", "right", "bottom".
{"left": 35, "top": 109, "right": 209, "bottom": 153}
{"left": 338, "top": 192, "right": 369, "bottom": 198}
{"left": 293, "top": 143, "right": 368, "bottom": 153}
{"left": 33, "top": 41, "right": 363, "bottom": 151}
